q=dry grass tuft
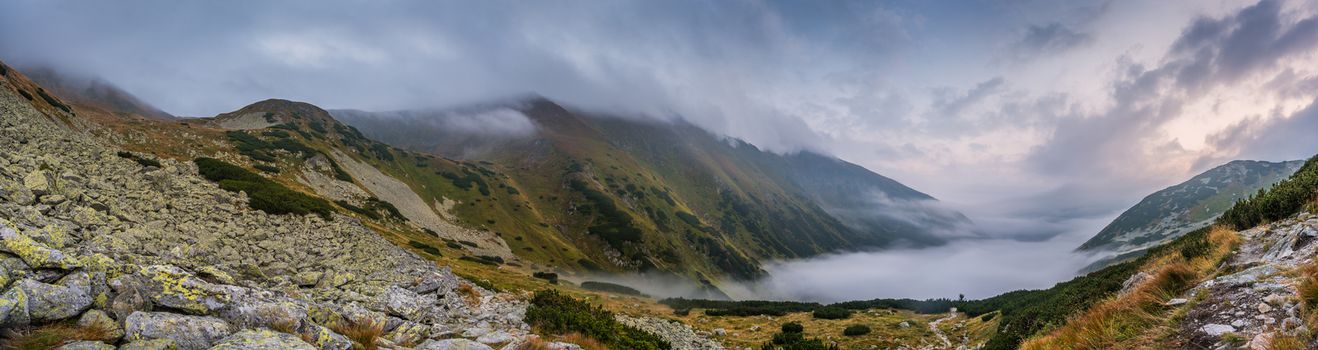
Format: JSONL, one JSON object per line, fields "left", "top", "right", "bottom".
{"left": 259, "top": 307, "right": 301, "bottom": 335}
{"left": 513, "top": 332, "right": 608, "bottom": 350}
{"left": 329, "top": 316, "right": 386, "bottom": 350}
{"left": 1271, "top": 333, "right": 1308, "bottom": 350}
{"left": 558, "top": 333, "right": 609, "bottom": 350}
{"left": 0, "top": 322, "right": 117, "bottom": 350}
{"left": 458, "top": 282, "right": 482, "bottom": 306}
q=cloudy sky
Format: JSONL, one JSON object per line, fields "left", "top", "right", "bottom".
{"left": 3, "top": 0, "right": 1317, "bottom": 245}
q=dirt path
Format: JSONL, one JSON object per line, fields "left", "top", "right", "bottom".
{"left": 928, "top": 313, "right": 957, "bottom": 349}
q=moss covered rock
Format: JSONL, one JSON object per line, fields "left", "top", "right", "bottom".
{"left": 209, "top": 329, "right": 315, "bottom": 350}
{"left": 125, "top": 311, "right": 233, "bottom": 350}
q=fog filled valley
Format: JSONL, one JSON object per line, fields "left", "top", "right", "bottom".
{"left": 3, "top": 1, "right": 1318, "bottom": 350}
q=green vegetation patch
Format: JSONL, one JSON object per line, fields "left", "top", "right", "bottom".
{"left": 533, "top": 272, "right": 559, "bottom": 284}
{"left": 253, "top": 164, "right": 281, "bottom": 174}
{"left": 408, "top": 241, "right": 441, "bottom": 256}
{"left": 570, "top": 179, "right": 643, "bottom": 248}
{"left": 761, "top": 322, "right": 838, "bottom": 350}
{"left": 842, "top": 324, "right": 872, "bottom": 336}
{"left": 811, "top": 307, "right": 853, "bottom": 320}
{"left": 525, "top": 290, "right": 671, "bottom": 350}
{"left": 35, "top": 88, "right": 71, "bottom": 113}
{"left": 579, "top": 281, "right": 647, "bottom": 297}
{"left": 226, "top": 130, "right": 316, "bottom": 162}
{"left": 194, "top": 157, "right": 332, "bottom": 218}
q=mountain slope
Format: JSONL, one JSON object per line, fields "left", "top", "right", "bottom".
{"left": 22, "top": 66, "right": 174, "bottom": 121}
{"left": 333, "top": 98, "right": 972, "bottom": 278}
{"left": 1078, "top": 159, "right": 1303, "bottom": 253}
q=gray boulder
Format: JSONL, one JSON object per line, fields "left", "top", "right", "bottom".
{"left": 208, "top": 329, "right": 316, "bottom": 350}
{"left": 79, "top": 309, "right": 125, "bottom": 341}
{"left": 416, "top": 339, "right": 495, "bottom": 350}
{"left": 119, "top": 339, "right": 179, "bottom": 350}
{"left": 0, "top": 284, "right": 31, "bottom": 326}
{"left": 0, "top": 253, "right": 31, "bottom": 289}
{"left": 125, "top": 311, "right": 233, "bottom": 350}
{"left": 54, "top": 341, "right": 115, "bottom": 350}
{"left": 298, "top": 323, "right": 353, "bottom": 350}
{"left": 137, "top": 265, "right": 243, "bottom": 315}
{"left": 24, "top": 170, "right": 52, "bottom": 196}
{"left": 15, "top": 272, "right": 94, "bottom": 322}
{"left": 380, "top": 285, "right": 436, "bottom": 321}
{"left": 0, "top": 226, "right": 79, "bottom": 269}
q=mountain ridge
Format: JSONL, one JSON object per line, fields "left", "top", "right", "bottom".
{"left": 1078, "top": 158, "right": 1303, "bottom": 254}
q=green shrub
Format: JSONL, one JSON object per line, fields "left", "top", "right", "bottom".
{"left": 253, "top": 164, "right": 281, "bottom": 174}
{"left": 580, "top": 281, "right": 647, "bottom": 297}
{"left": 194, "top": 158, "right": 331, "bottom": 218}
{"left": 408, "top": 241, "right": 441, "bottom": 256}
{"left": 35, "top": 88, "right": 71, "bottom": 113}
{"left": 336, "top": 200, "right": 381, "bottom": 220}
{"left": 459, "top": 255, "right": 503, "bottom": 266}
{"left": 781, "top": 322, "right": 804, "bottom": 333}
{"left": 439, "top": 169, "right": 490, "bottom": 195}
{"left": 759, "top": 322, "right": 838, "bottom": 350}
{"left": 525, "top": 290, "right": 671, "bottom": 350}
{"left": 326, "top": 158, "right": 353, "bottom": 182}
{"left": 812, "top": 307, "right": 852, "bottom": 320}
{"left": 533, "top": 272, "right": 559, "bottom": 284}
{"left": 369, "top": 143, "right": 393, "bottom": 161}
{"left": 661, "top": 299, "right": 819, "bottom": 317}
{"left": 842, "top": 324, "right": 871, "bottom": 336}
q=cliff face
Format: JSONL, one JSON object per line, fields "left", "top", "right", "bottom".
{"left": 0, "top": 60, "right": 528, "bottom": 348}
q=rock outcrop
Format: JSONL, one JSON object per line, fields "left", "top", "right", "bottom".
{"left": 0, "top": 67, "right": 528, "bottom": 348}
{"left": 616, "top": 314, "right": 724, "bottom": 350}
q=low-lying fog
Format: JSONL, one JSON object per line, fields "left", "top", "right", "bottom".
{"left": 574, "top": 215, "right": 1113, "bottom": 303}
{"left": 754, "top": 229, "right": 1104, "bottom": 302}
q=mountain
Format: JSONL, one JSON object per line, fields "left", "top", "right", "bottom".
{"left": 21, "top": 66, "right": 174, "bottom": 121}
{"left": 1077, "top": 159, "right": 1303, "bottom": 253}
{"left": 333, "top": 99, "right": 972, "bottom": 277}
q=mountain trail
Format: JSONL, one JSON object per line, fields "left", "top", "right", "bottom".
{"left": 1167, "top": 212, "right": 1318, "bottom": 349}
{"left": 927, "top": 312, "right": 957, "bottom": 349}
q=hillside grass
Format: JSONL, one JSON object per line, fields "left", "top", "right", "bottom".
{"left": 194, "top": 157, "right": 332, "bottom": 218}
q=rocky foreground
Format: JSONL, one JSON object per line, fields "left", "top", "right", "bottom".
{"left": 1167, "top": 213, "right": 1318, "bottom": 349}
{"left": 0, "top": 70, "right": 529, "bottom": 348}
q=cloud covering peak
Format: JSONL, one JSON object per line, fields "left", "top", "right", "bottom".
{"left": 2, "top": 0, "right": 1317, "bottom": 245}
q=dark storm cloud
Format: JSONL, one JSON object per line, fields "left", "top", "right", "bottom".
{"left": 1170, "top": 0, "right": 1318, "bottom": 90}
{"left": 1, "top": 0, "right": 898, "bottom": 153}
